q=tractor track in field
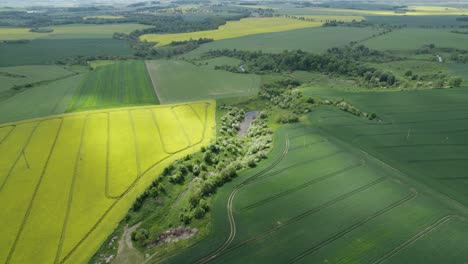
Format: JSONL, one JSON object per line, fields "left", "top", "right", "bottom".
{"left": 372, "top": 215, "right": 468, "bottom": 264}
{"left": 6, "top": 118, "right": 64, "bottom": 264}
{"left": 288, "top": 190, "right": 418, "bottom": 264}
{"left": 245, "top": 152, "right": 343, "bottom": 185}
{"left": 0, "top": 125, "right": 16, "bottom": 144}
{"left": 0, "top": 122, "right": 40, "bottom": 192}
{"left": 54, "top": 115, "right": 89, "bottom": 264}
{"left": 194, "top": 134, "right": 290, "bottom": 264}
{"left": 105, "top": 104, "right": 205, "bottom": 199}
{"left": 60, "top": 103, "right": 212, "bottom": 263}
{"left": 170, "top": 106, "right": 193, "bottom": 147}
{"left": 202, "top": 176, "right": 389, "bottom": 261}
{"left": 242, "top": 160, "right": 365, "bottom": 211}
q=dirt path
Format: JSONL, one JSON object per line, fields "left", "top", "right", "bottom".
{"left": 145, "top": 61, "right": 165, "bottom": 104}
{"left": 114, "top": 222, "right": 143, "bottom": 264}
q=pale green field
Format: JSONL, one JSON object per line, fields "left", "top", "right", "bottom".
{"left": 145, "top": 60, "right": 261, "bottom": 103}
{"left": 140, "top": 17, "right": 322, "bottom": 47}
{"left": 0, "top": 23, "right": 151, "bottom": 40}
{"left": 0, "top": 101, "right": 215, "bottom": 264}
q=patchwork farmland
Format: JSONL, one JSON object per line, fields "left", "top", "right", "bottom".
{"left": 0, "top": 101, "right": 215, "bottom": 264}
{"left": 140, "top": 17, "right": 322, "bottom": 47}
{"left": 2, "top": 1, "right": 468, "bottom": 263}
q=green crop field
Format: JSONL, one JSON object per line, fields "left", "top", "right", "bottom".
{"left": 302, "top": 86, "right": 468, "bottom": 207}
{"left": 152, "top": 117, "right": 468, "bottom": 263}
{"left": 145, "top": 60, "right": 261, "bottom": 104}
{"left": 0, "top": 101, "right": 215, "bottom": 264}
{"left": 0, "top": 23, "right": 151, "bottom": 40}
{"left": 0, "top": 39, "right": 134, "bottom": 67}
{"left": 185, "top": 27, "right": 380, "bottom": 57}
{"left": 140, "top": 17, "right": 322, "bottom": 47}
{"left": 67, "top": 60, "right": 158, "bottom": 112}
{"left": 0, "top": 74, "right": 84, "bottom": 124}
{"left": 0, "top": 65, "right": 74, "bottom": 92}
{"left": 362, "top": 28, "right": 468, "bottom": 51}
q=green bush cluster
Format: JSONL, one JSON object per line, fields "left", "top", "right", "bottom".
{"left": 320, "top": 99, "right": 378, "bottom": 120}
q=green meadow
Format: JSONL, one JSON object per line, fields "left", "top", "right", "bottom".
{"left": 67, "top": 60, "right": 158, "bottom": 112}
{"left": 145, "top": 60, "right": 261, "bottom": 104}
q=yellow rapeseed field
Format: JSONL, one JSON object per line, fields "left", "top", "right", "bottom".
{"left": 0, "top": 101, "right": 215, "bottom": 264}
{"left": 140, "top": 17, "right": 322, "bottom": 47}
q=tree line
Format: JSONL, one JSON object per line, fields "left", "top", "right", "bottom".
{"left": 208, "top": 45, "right": 399, "bottom": 87}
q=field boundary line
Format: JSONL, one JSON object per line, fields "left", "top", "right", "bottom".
{"left": 55, "top": 115, "right": 89, "bottom": 264}
{"left": 242, "top": 160, "right": 365, "bottom": 210}
{"left": 372, "top": 215, "right": 468, "bottom": 264}
{"left": 145, "top": 61, "right": 164, "bottom": 104}
{"left": 288, "top": 190, "right": 418, "bottom": 263}
{"left": 6, "top": 118, "right": 64, "bottom": 264}
{"left": 61, "top": 103, "right": 212, "bottom": 263}
{"left": 209, "top": 176, "right": 388, "bottom": 260}
{"left": 0, "top": 122, "right": 40, "bottom": 192}
{"left": 195, "top": 135, "right": 290, "bottom": 264}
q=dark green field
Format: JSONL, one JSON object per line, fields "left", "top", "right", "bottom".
{"left": 67, "top": 60, "right": 158, "bottom": 112}
{"left": 303, "top": 86, "right": 468, "bottom": 208}
{"left": 0, "top": 74, "right": 84, "bottom": 123}
{"left": 0, "top": 39, "right": 133, "bottom": 67}
{"left": 363, "top": 28, "right": 468, "bottom": 51}
{"left": 152, "top": 115, "right": 468, "bottom": 263}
